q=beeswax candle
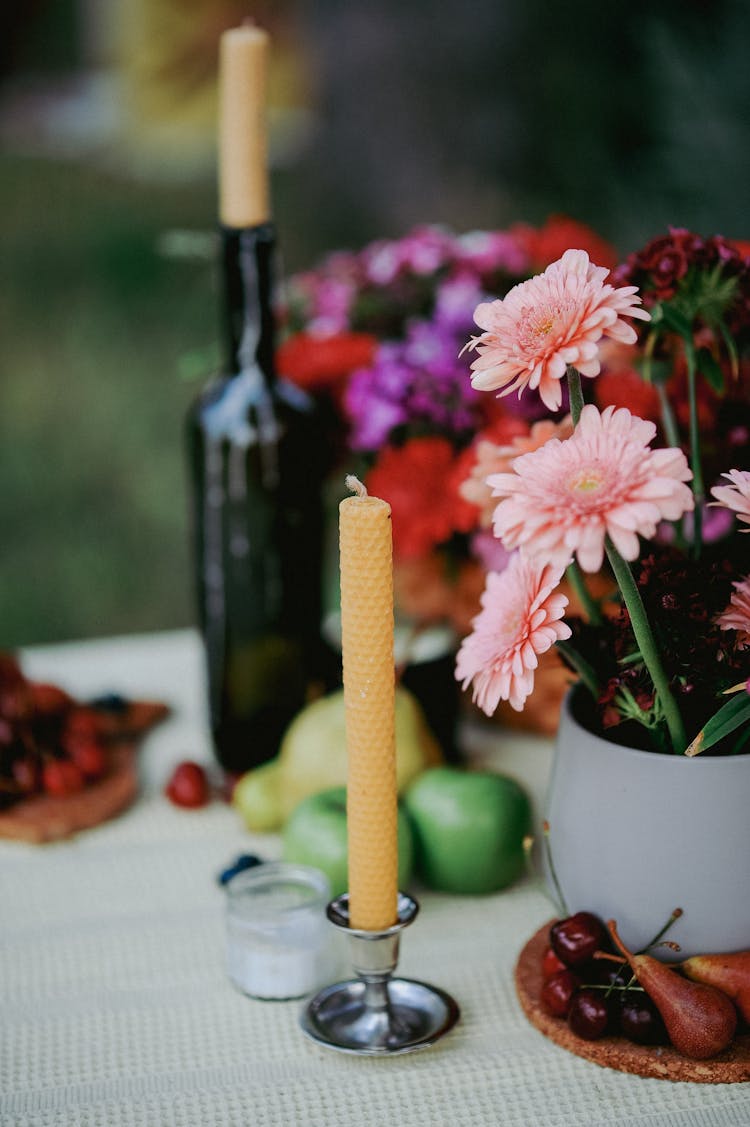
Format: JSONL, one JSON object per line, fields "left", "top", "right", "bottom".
{"left": 339, "top": 476, "right": 398, "bottom": 931}
{"left": 218, "top": 23, "right": 270, "bottom": 228}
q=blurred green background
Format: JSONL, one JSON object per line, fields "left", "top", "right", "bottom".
{"left": 2, "top": 0, "right": 750, "bottom": 647}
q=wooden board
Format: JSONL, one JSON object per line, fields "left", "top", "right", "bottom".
{"left": 0, "top": 699, "right": 169, "bottom": 844}
{"left": 0, "top": 744, "right": 139, "bottom": 843}
{"left": 515, "top": 921, "right": 750, "bottom": 1083}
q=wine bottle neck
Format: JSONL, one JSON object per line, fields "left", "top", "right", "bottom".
{"left": 220, "top": 222, "right": 276, "bottom": 382}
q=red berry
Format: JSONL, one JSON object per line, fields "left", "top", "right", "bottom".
{"left": 69, "top": 740, "right": 107, "bottom": 780}
{"left": 165, "top": 761, "right": 210, "bottom": 808}
{"left": 63, "top": 708, "right": 104, "bottom": 749}
{"left": 550, "top": 912, "right": 606, "bottom": 968}
{"left": 12, "top": 755, "right": 42, "bottom": 794}
{"left": 568, "top": 988, "right": 610, "bottom": 1040}
{"left": 541, "top": 969, "right": 580, "bottom": 1018}
{"left": 42, "top": 759, "right": 85, "bottom": 797}
{"left": 28, "top": 682, "right": 72, "bottom": 716}
{"left": 541, "top": 945, "right": 567, "bottom": 980}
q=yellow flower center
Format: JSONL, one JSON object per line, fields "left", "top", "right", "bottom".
{"left": 533, "top": 314, "right": 555, "bottom": 337}
{"left": 569, "top": 469, "right": 603, "bottom": 493}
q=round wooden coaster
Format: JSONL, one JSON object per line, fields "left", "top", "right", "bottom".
{"left": 0, "top": 745, "right": 139, "bottom": 844}
{"left": 515, "top": 921, "right": 750, "bottom": 1083}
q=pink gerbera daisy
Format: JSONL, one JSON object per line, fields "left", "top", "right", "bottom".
{"left": 717, "top": 575, "right": 750, "bottom": 646}
{"left": 463, "top": 249, "right": 651, "bottom": 411}
{"left": 710, "top": 469, "right": 750, "bottom": 532}
{"left": 460, "top": 416, "right": 574, "bottom": 526}
{"left": 488, "top": 404, "right": 694, "bottom": 573}
{"left": 455, "top": 554, "right": 571, "bottom": 714}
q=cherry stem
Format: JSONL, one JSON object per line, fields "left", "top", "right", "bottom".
{"left": 541, "top": 820, "right": 569, "bottom": 917}
{"left": 584, "top": 982, "right": 645, "bottom": 994}
{"left": 641, "top": 908, "right": 683, "bottom": 954}
{"left": 593, "top": 951, "right": 627, "bottom": 965}
{"left": 653, "top": 940, "right": 682, "bottom": 953}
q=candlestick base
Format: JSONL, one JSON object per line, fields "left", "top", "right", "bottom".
{"left": 299, "top": 892, "right": 460, "bottom": 1055}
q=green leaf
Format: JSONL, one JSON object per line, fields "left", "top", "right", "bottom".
{"left": 696, "top": 348, "right": 725, "bottom": 394}
{"left": 718, "top": 319, "right": 740, "bottom": 380}
{"left": 555, "top": 640, "right": 599, "bottom": 700}
{"left": 648, "top": 303, "right": 665, "bottom": 326}
{"left": 686, "top": 692, "right": 750, "bottom": 756}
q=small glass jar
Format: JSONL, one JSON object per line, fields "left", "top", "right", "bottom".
{"left": 225, "top": 861, "right": 341, "bottom": 1000}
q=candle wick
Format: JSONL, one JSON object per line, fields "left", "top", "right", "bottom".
{"left": 345, "top": 474, "right": 368, "bottom": 499}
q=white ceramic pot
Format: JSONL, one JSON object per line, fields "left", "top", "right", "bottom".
{"left": 545, "top": 688, "right": 750, "bottom": 959}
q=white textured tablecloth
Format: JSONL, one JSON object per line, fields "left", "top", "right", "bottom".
{"left": 2, "top": 629, "right": 750, "bottom": 1127}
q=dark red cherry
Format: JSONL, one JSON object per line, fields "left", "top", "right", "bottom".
{"left": 619, "top": 992, "right": 668, "bottom": 1045}
{"left": 568, "top": 988, "right": 610, "bottom": 1040}
{"left": 541, "top": 945, "right": 567, "bottom": 980}
{"left": 550, "top": 911, "right": 606, "bottom": 968}
{"left": 541, "top": 969, "right": 580, "bottom": 1018}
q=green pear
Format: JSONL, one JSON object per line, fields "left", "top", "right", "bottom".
{"left": 278, "top": 685, "right": 442, "bottom": 821}
{"left": 231, "top": 686, "right": 442, "bottom": 833}
{"left": 232, "top": 757, "right": 283, "bottom": 832}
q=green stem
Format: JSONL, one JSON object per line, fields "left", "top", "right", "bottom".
{"left": 654, "top": 382, "right": 688, "bottom": 550}
{"left": 641, "top": 908, "right": 683, "bottom": 953}
{"left": 656, "top": 381, "right": 681, "bottom": 449}
{"left": 566, "top": 365, "right": 585, "bottom": 425}
{"left": 565, "top": 560, "right": 603, "bottom": 625}
{"left": 604, "top": 539, "right": 687, "bottom": 754}
{"left": 555, "top": 640, "right": 600, "bottom": 701}
{"left": 683, "top": 336, "right": 704, "bottom": 558}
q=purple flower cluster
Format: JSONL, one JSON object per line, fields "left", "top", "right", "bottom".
{"left": 344, "top": 319, "right": 483, "bottom": 450}
{"left": 283, "top": 223, "right": 563, "bottom": 456}
{"left": 285, "top": 224, "right": 532, "bottom": 340}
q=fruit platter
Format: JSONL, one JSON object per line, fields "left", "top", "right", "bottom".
{"left": 0, "top": 652, "right": 168, "bottom": 842}
{"left": 515, "top": 911, "right": 750, "bottom": 1083}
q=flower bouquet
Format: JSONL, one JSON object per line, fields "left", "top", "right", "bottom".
{"left": 451, "top": 230, "right": 750, "bottom": 978}
{"left": 455, "top": 229, "right": 750, "bottom": 757}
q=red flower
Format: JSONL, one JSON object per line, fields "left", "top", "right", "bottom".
{"left": 511, "top": 215, "right": 619, "bottom": 273}
{"left": 277, "top": 331, "right": 377, "bottom": 390}
{"left": 365, "top": 437, "right": 477, "bottom": 560}
{"left": 594, "top": 368, "right": 661, "bottom": 423}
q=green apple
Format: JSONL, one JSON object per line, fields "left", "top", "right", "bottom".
{"left": 232, "top": 758, "right": 283, "bottom": 833}
{"left": 281, "top": 785, "right": 414, "bottom": 898}
{"left": 277, "top": 685, "right": 441, "bottom": 820}
{"left": 402, "top": 766, "right": 531, "bottom": 894}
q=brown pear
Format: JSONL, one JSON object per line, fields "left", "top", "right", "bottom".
{"left": 608, "top": 920, "right": 737, "bottom": 1060}
{"left": 682, "top": 952, "right": 750, "bottom": 1025}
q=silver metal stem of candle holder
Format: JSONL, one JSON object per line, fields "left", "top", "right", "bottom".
{"left": 299, "top": 892, "right": 460, "bottom": 1055}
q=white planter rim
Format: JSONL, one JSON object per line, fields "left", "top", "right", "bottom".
{"left": 564, "top": 684, "right": 745, "bottom": 768}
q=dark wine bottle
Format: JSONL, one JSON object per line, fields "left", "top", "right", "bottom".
{"left": 187, "top": 25, "right": 336, "bottom": 774}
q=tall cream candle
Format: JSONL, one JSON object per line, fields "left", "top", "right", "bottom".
{"left": 218, "top": 22, "right": 270, "bottom": 228}
{"left": 339, "top": 476, "right": 398, "bottom": 931}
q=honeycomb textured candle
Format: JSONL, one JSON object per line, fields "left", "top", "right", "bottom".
{"left": 339, "top": 488, "right": 398, "bottom": 931}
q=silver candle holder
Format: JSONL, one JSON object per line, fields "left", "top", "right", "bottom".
{"left": 300, "top": 891, "right": 460, "bottom": 1055}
